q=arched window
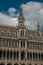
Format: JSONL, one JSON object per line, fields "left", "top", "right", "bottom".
{"left": 21, "top": 30, "right": 24, "bottom": 36}
{"left": 21, "top": 41, "right": 25, "bottom": 47}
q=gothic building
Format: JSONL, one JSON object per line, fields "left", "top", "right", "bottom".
{"left": 0, "top": 8, "right": 43, "bottom": 65}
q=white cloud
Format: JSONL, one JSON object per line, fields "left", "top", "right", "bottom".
{"left": 0, "top": 12, "right": 18, "bottom": 26}
{"left": 8, "top": 7, "right": 16, "bottom": 17}
{"left": 21, "top": 2, "right": 43, "bottom": 30}
{"left": 0, "top": 2, "right": 43, "bottom": 30}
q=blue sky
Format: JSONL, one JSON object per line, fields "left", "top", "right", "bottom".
{"left": 0, "top": 0, "right": 43, "bottom": 30}
{"left": 0, "top": 0, "right": 43, "bottom": 12}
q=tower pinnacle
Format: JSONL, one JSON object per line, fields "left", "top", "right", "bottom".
{"left": 18, "top": 7, "right": 25, "bottom": 26}
{"left": 37, "top": 22, "right": 40, "bottom": 31}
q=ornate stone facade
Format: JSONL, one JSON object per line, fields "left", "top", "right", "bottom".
{"left": 0, "top": 8, "right": 43, "bottom": 65}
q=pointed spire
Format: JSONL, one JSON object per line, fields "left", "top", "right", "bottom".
{"left": 19, "top": 7, "right": 23, "bottom": 15}
{"left": 18, "top": 7, "right": 25, "bottom": 26}
{"left": 37, "top": 22, "right": 40, "bottom": 31}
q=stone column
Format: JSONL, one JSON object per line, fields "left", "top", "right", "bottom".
{"left": 19, "top": 49, "right": 21, "bottom": 62}
{"left": 25, "top": 41, "right": 27, "bottom": 62}
{"left": 32, "top": 52, "right": 33, "bottom": 61}
{"left": 38, "top": 53, "right": 39, "bottom": 62}
{"left": 29, "top": 52, "right": 30, "bottom": 61}
{"left": 5, "top": 63, "right": 7, "bottom": 65}
{"left": 35, "top": 52, "right": 36, "bottom": 61}
{"left": 40, "top": 52, "right": 41, "bottom": 62}
{"left": 12, "top": 50, "right": 14, "bottom": 60}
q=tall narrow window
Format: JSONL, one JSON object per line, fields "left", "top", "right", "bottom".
{"left": 14, "top": 51, "right": 16, "bottom": 59}
{"left": 0, "top": 39, "right": 2, "bottom": 46}
{"left": 21, "top": 30, "right": 24, "bottom": 36}
{"left": 3, "top": 50, "right": 6, "bottom": 59}
{"left": 39, "top": 53, "right": 40, "bottom": 60}
{"left": 17, "top": 51, "right": 19, "bottom": 59}
{"left": 3, "top": 39, "right": 5, "bottom": 46}
{"left": 27, "top": 52, "right": 29, "bottom": 60}
{"left": 33, "top": 52, "right": 35, "bottom": 60}
{"left": 41, "top": 53, "right": 43, "bottom": 60}
{"left": 21, "top": 41, "right": 25, "bottom": 47}
{"left": 10, "top": 50, "right": 12, "bottom": 59}
{"left": 21, "top": 51, "right": 25, "bottom": 60}
{"left": 7, "top": 50, "right": 9, "bottom": 59}
{"left": 30, "top": 52, "right": 32, "bottom": 59}
{"left": 6, "top": 40, "right": 8, "bottom": 46}
{"left": 21, "top": 64, "right": 25, "bottom": 65}
{"left": 27, "top": 41, "right": 29, "bottom": 48}
{"left": 36, "top": 53, "right": 37, "bottom": 60}
{"left": 1, "top": 31, "right": 3, "bottom": 36}
{"left": 0, "top": 50, "right": 2, "bottom": 59}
